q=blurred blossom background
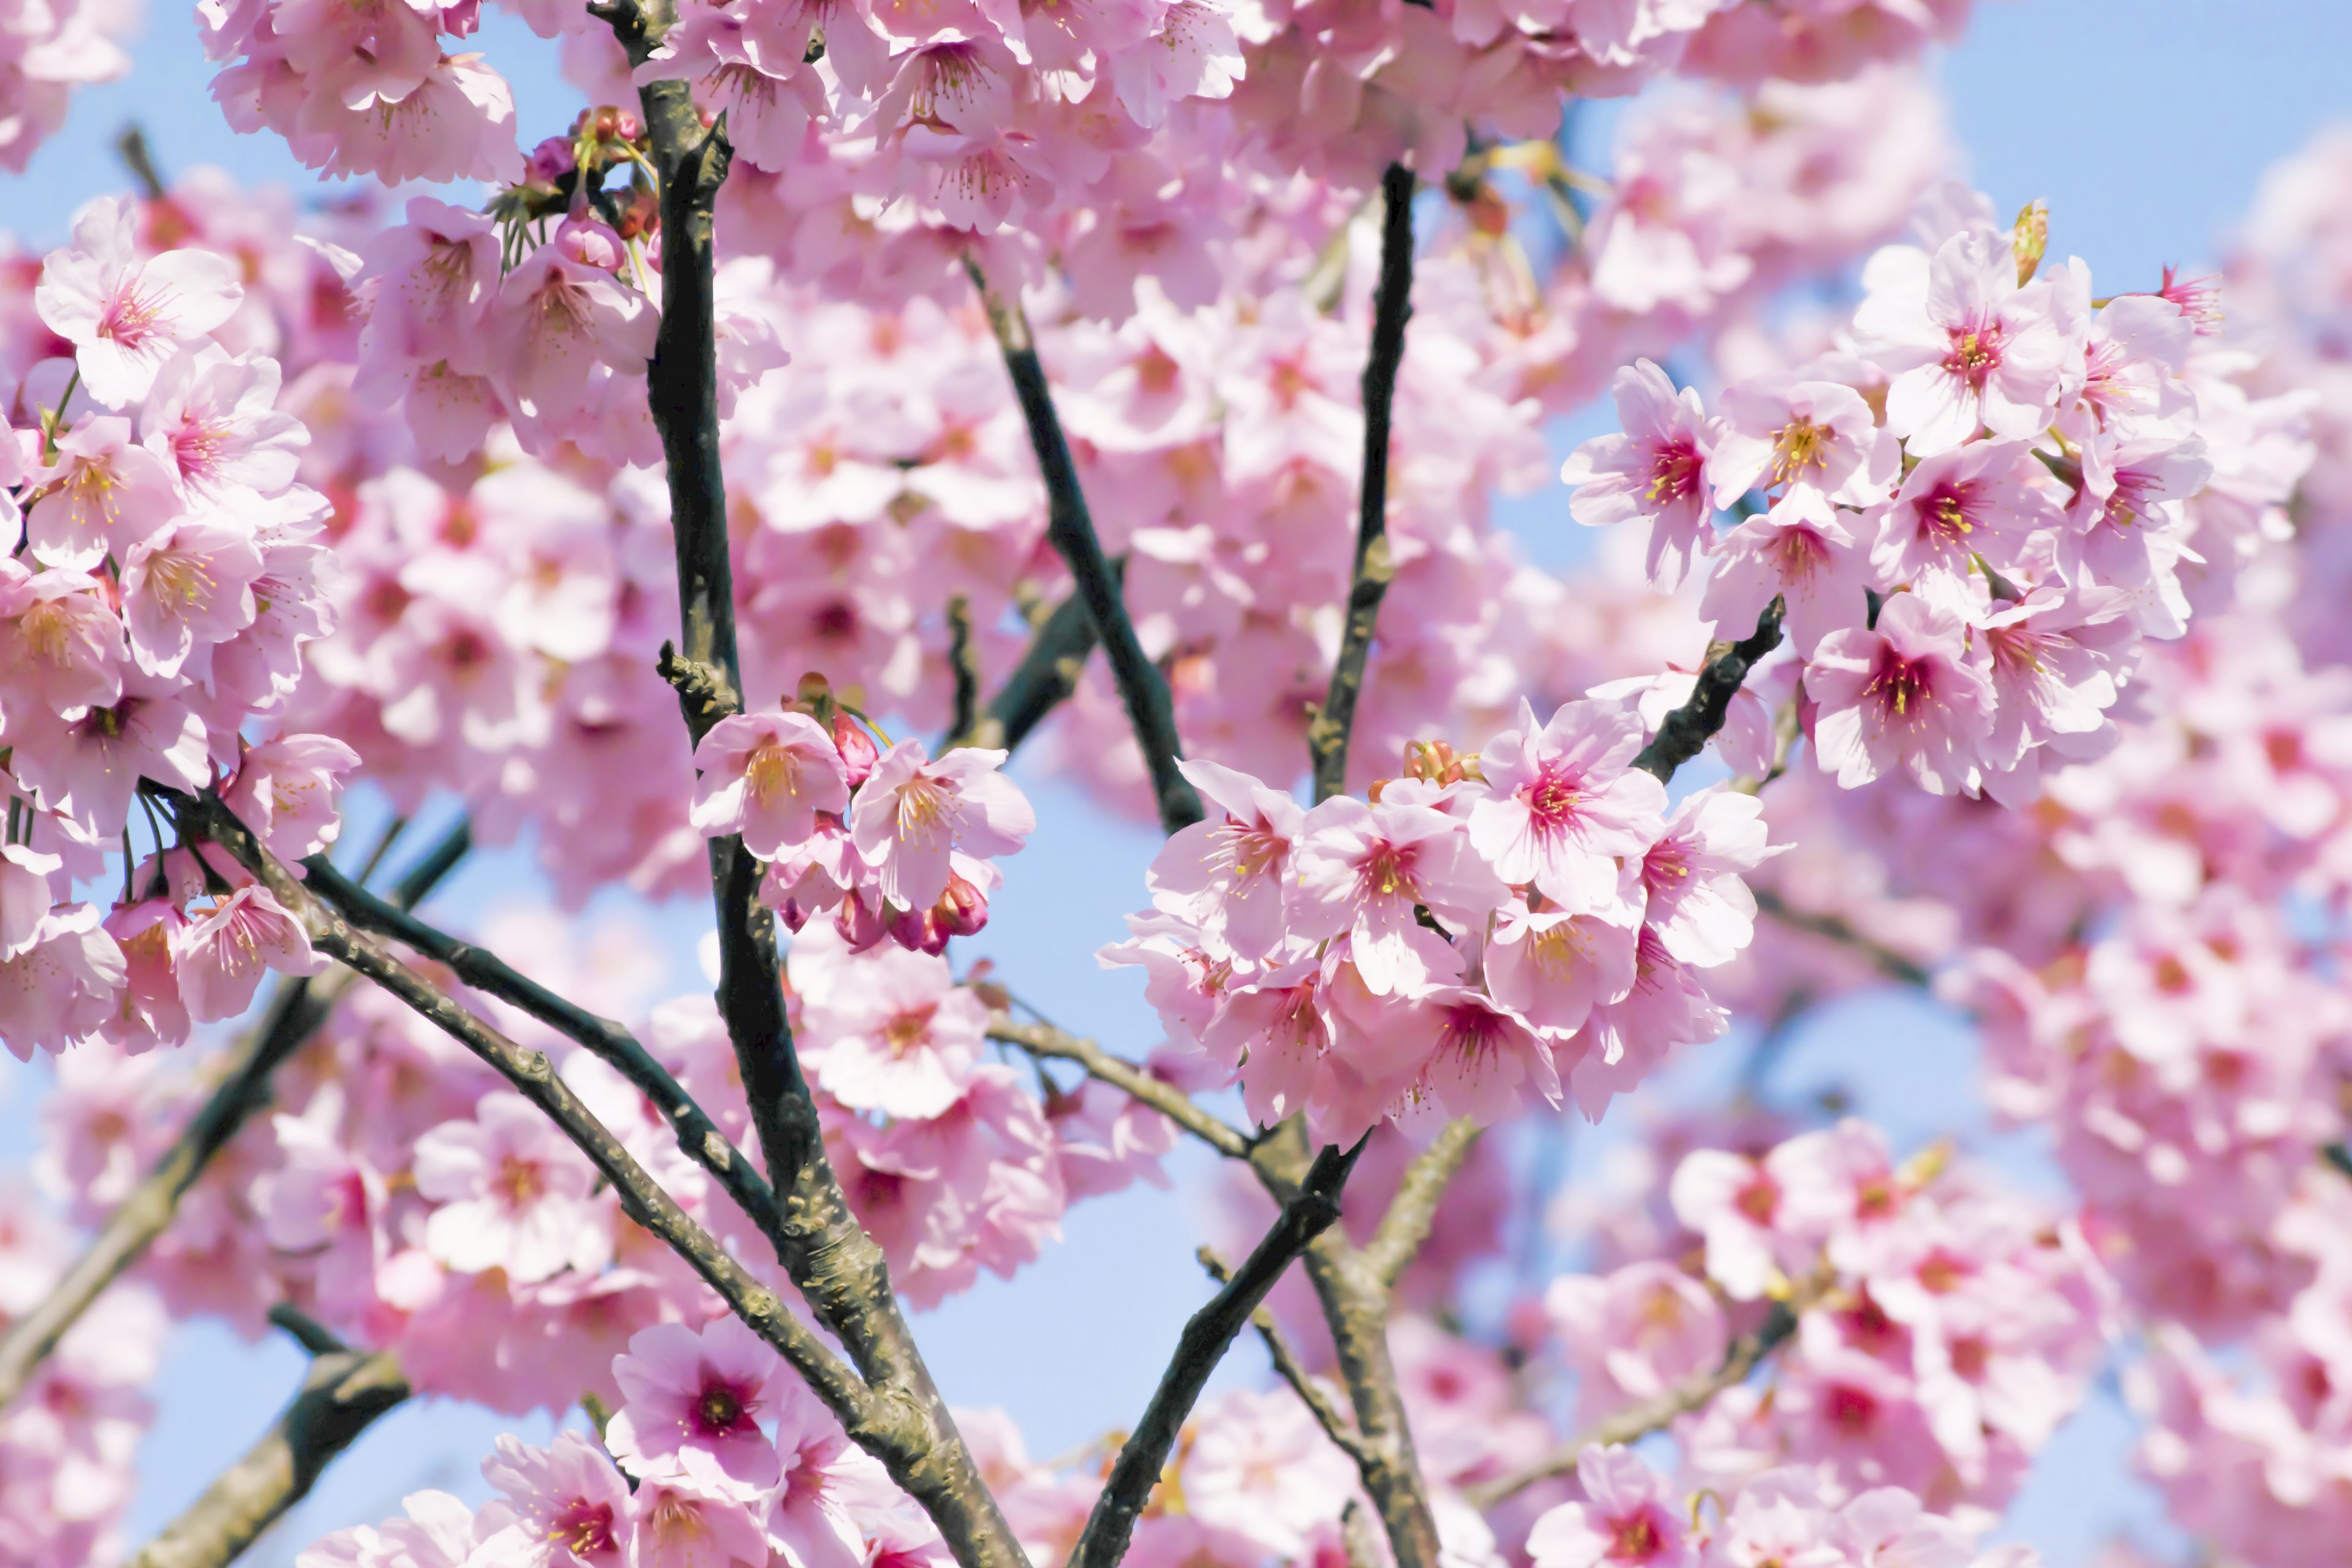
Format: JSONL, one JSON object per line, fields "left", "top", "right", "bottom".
{"left": 4, "top": 1, "right": 2348, "bottom": 1561}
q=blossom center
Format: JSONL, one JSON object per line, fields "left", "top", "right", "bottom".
{"left": 1608, "top": 1511, "right": 1666, "bottom": 1562}
{"left": 1768, "top": 417, "right": 1832, "bottom": 484}
{"left": 1526, "top": 769, "right": 1583, "bottom": 831}
{"left": 1645, "top": 439, "right": 1701, "bottom": 504}
{"left": 1862, "top": 652, "right": 1934, "bottom": 725}
{"left": 548, "top": 1499, "right": 616, "bottom": 1556}
{"left": 1941, "top": 318, "right": 2007, "bottom": 392}
{"left": 744, "top": 741, "right": 802, "bottom": 805}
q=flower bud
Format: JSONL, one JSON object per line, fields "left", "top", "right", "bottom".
{"left": 526, "top": 136, "right": 576, "bottom": 184}
{"left": 832, "top": 712, "right": 879, "bottom": 787}
{"left": 2011, "top": 199, "right": 2048, "bottom": 286}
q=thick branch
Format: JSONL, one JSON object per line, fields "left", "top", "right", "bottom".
{"left": 126, "top": 1335, "right": 410, "bottom": 1568}
{"left": 1069, "top": 1139, "right": 1362, "bottom": 1568}
{"left": 1308, "top": 161, "right": 1416, "bottom": 804}
{"left": 1360, "top": 1117, "right": 1478, "bottom": 1291}
{"left": 987, "top": 1016, "right": 1251, "bottom": 1160}
{"left": 299, "top": 854, "right": 788, "bottom": 1248}
{"left": 1465, "top": 1297, "right": 1804, "bottom": 1509}
{"left": 982, "top": 581, "right": 1106, "bottom": 753}
{"left": 1632, "top": 598, "right": 1786, "bottom": 783}
{"left": 1197, "top": 1246, "right": 1374, "bottom": 1471}
{"left": 967, "top": 258, "right": 1201, "bottom": 834}
{"left": 1751, "top": 887, "right": 1933, "bottom": 988}
{"left": 0, "top": 820, "right": 469, "bottom": 1415}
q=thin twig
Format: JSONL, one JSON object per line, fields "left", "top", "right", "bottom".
{"left": 1465, "top": 1294, "right": 1811, "bottom": 1509}
{"left": 1360, "top": 1118, "right": 1479, "bottom": 1291}
{"left": 1751, "top": 887, "right": 1933, "bottom": 988}
{"left": 1197, "top": 1246, "right": 1374, "bottom": 1470}
{"left": 0, "top": 820, "right": 471, "bottom": 1415}
{"left": 1632, "top": 598, "right": 1785, "bottom": 783}
{"left": 981, "top": 581, "right": 1103, "bottom": 754}
{"left": 1068, "top": 1139, "right": 1363, "bottom": 1568}
{"left": 1308, "top": 162, "right": 1416, "bottom": 803}
{"left": 966, "top": 256, "right": 1201, "bottom": 834}
{"left": 987, "top": 1016, "right": 1251, "bottom": 1160}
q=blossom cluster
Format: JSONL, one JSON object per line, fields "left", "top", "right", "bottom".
{"left": 1, "top": 195, "right": 353, "bottom": 1063}
{"left": 0, "top": 0, "right": 131, "bottom": 172}
{"left": 1106, "top": 709, "right": 1778, "bottom": 1142}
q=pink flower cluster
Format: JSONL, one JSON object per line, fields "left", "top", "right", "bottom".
{"left": 0, "top": 0, "right": 131, "bottom": 172}
{"left": 0, "top": 1194, "right": 161, "bottom": 1568}
{"left": 1106, "top": 711, "right": 1777, "bottom": 1143}
{"left": 0, "top": 196, "right": 353, "bottom": 1063}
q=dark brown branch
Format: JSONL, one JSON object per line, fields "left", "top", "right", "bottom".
{"left": 1465, "top": 1294, "right": 1809, "bottom": 1509}
{"left": 116, "top": 124, "right": 167, "bottom": 201}
{"left": 1632, "top": 598, "right": 1785, "bottom": 783}
{"left": 983, "top": 580, "right": 1104, "bottom": 754}
{"left": 1069, "top": 1138, "right": 1362, "bottom": 1568}
{"left": 126, "top": 1329, "right": 409, "bottom": 1568}
{"left": 1751, "top": 886, "right": 1933, "bottom": 988}
{"left": 987, "top": 1016, "right": 1251, "bottom": 1160}
{"left": 1360, "top": 1117, "right": 1478, "bottom": 1291}
{"left": 298, "top": 853, "right": 788, "bottom": 1250}
{"left": 1308, "top": 161, "right": 1416, "bottom": 804}
{"left": 966, "top": 257, "right": 1201, "bottom": 834}
{"left": 0, "top": 819, "right": 470, "bottom": 1415}
{"left": 1340, "top": 1501, "right": 1385, "bottom": 1568}
{"left": 1197, "top": 1246, "right": 1374, "bottom": 1471}
{"left": 945, "top": 594, "right": 982, "bottom": 746}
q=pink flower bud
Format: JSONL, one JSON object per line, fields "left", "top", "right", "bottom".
{"left": 831, "top": 712, "right": 879, "bottom": 787}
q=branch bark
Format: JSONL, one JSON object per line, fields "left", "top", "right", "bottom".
{"left": 1308, "top": 161, "right": 1417, "bottom": 804}
{"left": 0, "top": 818, "right": 470, "bottom": 1416}
{"left": 982, "top": 578, "right": 1108, "bottom": 754}
{"left": 966, "top": 257, "right": 1202, "bottom": 834}
{"left": 126, "top": 1327, "right": 410, "bottom": 1568}
{"left": 1068, "top": 1139, "right": 1363, "bottom": 1568}
{"left": 1360, "top": 1117, "right": 1479, "bottom": 1291}
{"left": 1751, "top": 887, "right": 1933, "bottom": 988}
{"left": 987, "top": 1016, "right": 1252, "bottom": 1160}
{"left": 1632, "top": 598, "right": 1786, "bottom": 783}
{"left": 1197, "top": 1246, "right": 1374, "bottom": 1471}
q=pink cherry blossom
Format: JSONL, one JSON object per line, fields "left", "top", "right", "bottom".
{"left": 1482, "top": 902, "right": 1640, "bottom": 1038}
{"left": 118, "top": 519, "right": 265, "bottom": 678}
{"left": 1700, "top": 489, "right": 1874, "bottom": 658}
{"left": 222, "top": 734, "right": 362, "bottom": 862}
{"left": 1857, "top": 228, "right": 2069, "bottom": 456}
{"left": 0, "top": 564, "right": 124, "bottom": 724}
{"left": 178, "top": 882, "right": 326, "bottom": 1023}
{"left": 1561, "top": 359, "right": 1718, "bottom": 587}
{"left": 23, "top": 416, "right": 182, "bottom": 572}
{"left": 606, "top": 1316, "right": 785, "bottom": 1491}
{"left": 846, "top": 740, "right": 1035, "bottom": 913}
{"left": 1806, "top": 592, "right": 1996, "bottom": 794}
{"left": 691, "top": 710, "right": 852, "bottom": 859}
{"left": 798, "top": 938, "right": 986, "bottom": 1119}
{"left": 1869, "top": 437, "right": 2050, "bottom": 587}
{"left": 7, "top": 678, "right": 211, "bottom": 838}
{"left": 34, "top": 197, "right": 243, "bottom": 407}
{"left": 1145, "top": 756, "right": 1304, "bottom": 960}
{"left": 1468, "top": 698, "right": 1665, "bottom": 919}
{"left": 1638, "top": 787, "right": 1779, "bottom": 968}
{"left": 0, "top": 903, "right": 125, "bottom": 1060}
{"left": 1526, "top": 1445, "right": 1692, "bottom": 1568}
{"left": 413, "top": 1091, "right": 612, "bottom": 1284}
{"left": 1705, "top": 374, "right": 1898, "bottom": 510}
{"left": 1291, "top": 796, "right": 1502, "bottom": 996}
{"left": 473, "top": 1431, "right": 633, "bottom": 1568}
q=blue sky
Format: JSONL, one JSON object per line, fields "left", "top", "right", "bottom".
{"left": 4, "top": 1, "right": 2351, "bottom": 1561}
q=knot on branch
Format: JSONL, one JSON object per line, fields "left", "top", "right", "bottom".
{"left": 686, "top": 112, "right": 734, "bottom": 209}
{"left": 657, "top": 640, "right": 742, "bottom": 728}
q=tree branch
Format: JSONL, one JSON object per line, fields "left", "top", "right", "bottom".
{"left": 944, "top": 594, "right": 982, "bottom": 747}
{"left": 1069, "top": 1139, "right": 1363, "bottom": 1568}
{"left": 1308, "top": 161, "right": 1416, "bottom": 804}
{"left": 986, "top": 1016, "right": 1252, "bottom": 1160}
{"left": 1751, "top": 887, "right": 1933, "bottom": 988}
{"left": 1197, "top": 1246, "right": 1374, "bottom": 1471}
{"left": 1360, "top": 1117, "right": 1478, "bottom": 1291}
{"left": 965, "top": 257, "right": 1201, "bottom": 834}
{"left": 296, "top": 852, "right": 790, "bottom": 1250}
{"left": 1464, "top": 1293, "right": 1812, "bottom": 1509}
{"left": 0, "top": 819, "right": 470, "bottom": 1416}
{"left": 126, "top": 1316, "right": 410, "bottom": 1568}
{"left": 982, "top": 579, "right": 1107, "bottom": 754}
{"left": 1632, "top": 598, "right": 1785, "bottom": 783}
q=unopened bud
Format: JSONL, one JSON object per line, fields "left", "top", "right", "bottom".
{"left": 936, "top": 874, "right": 989, "bottom": 939}
{"left": 831, "top": 711, "right": 879, "bottom": 786}
{"left": 834, "top": 895, "right": 890, "bottom": 953}
{"left": 2011, "top": 200, "right": 2048, "bottom": 286}
{"left": 526, "top": 135, "right": 576, "bottom": 184}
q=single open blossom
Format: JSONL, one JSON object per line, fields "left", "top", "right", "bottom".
{"left": 33, "top": 197, "right": 243, "bottom": 407}
{"left": 1561, "top": 358, "right": 1719, "bottom": 587}
{"left": 606, "top": 1316, "right": 785, "bottom": 1492}
{"left": 491, "top": 236, "right": 658, "bottom": 424}
{"left": 1670, "top": 1144, "right": 1812, "bottom": 1300}
{"left": 1467, "top": 698, "right": 1665, "bottom": 920}
{"left": 1857, "top": 228, "right": 2069, "bottom": 456}
{"left": 139, "top": 347, "right": 307, "bottom": 508}
{"left": 768, "top": 1387, "right": 900, "bottom": 1568}
{"left": 847, "top": 739, "right": 1035, "bottom": 913}
{"left": 627, "top": 1463, "right": 771, "bottom": 1568}
{"left": 1870, "top": 437, "right": 2049, "bottom": 586}
{"left": 100, "top": 897, "right": 191, "bottom": 1052}
{"left": 692, "top": 710, "right": 853, "bottom": 859}
{"left": 23, "top": 416, "right": 183, "bottom": 573}
{"left": 1291, "top": 797, "right": 1502, "bottom": 996}
{"left": 1806, "top": 592, "right": 1997, "bottom": 794}
{"left": 0, "top": 564, "right": 124, "bottom": 724}
{"left": 413, "top": 1091, "right": 612, "bottom": 1284}
{"left": 222, "top": 734, "right": 362, "bottom": 862}
{"left": 178, "top": 883, "right": 326, "bottom": 1023}
{"left": 799, "top": 938, "right": 986, "bottom": 1119}
{"left": 1145, "top": 757, "right": 1304, "bottom": 960}
{"left": 1526, "top": 1445, "right": 1693, "bottom": 1568}
{"left": 0, "top": 904, "right": 125, "bottom": 1060}
{"left": 7, "top": 679, "right": 211, "bottom": 838}
{"left": 1409, "top": 986, "right": 1559, "bottom": 1123}
{"left": 1482, "top": 902, "right": 1639, "bottom": 1038}
{"left": 1705, "top": 374, "right": 1898, "bottom": 510}
{"left": 473, "top": 1431, "right": 632, "bottom": 1568}
{"left": 1702, "top": 489, "right": 1875, "bottom": 658}
{"left": 1638, "top": 787, "right": 1779, "bottom": 968}
{"left": 118, "top": 518, "right": 265, "bottom": 678}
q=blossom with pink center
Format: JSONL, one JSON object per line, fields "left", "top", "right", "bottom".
{"left": 1774, "top": 1118, "right": 1912, "bottom": 1276}
{"left": 413, "top": 1090, "right": 612, "bottom": 1284}
{"left": 1705, "top": 374, "right": 1898, "bottom": 511}
{"left": 0, "top": 844, "right": 60, "bottom": 963}
{"left": 606, "top": 1316, "right": 785, "bottom": 1492}
{"left": 799, "top": 940, "right": 986, "bottom": 1119}
{"left": 627, "top": 1463, "right": 771, "bottom": 1568}
{"left": 253, "top": 1092, "right": 385, "bottom": 1318}
{"left": 1700, "top": 489, "right": 1875, "bottom": 658}
{"left": 1291, "top": 796, "right": 1504, "bottom": 996}
{"left": 1669, "top": 1144, "right": 1812, "bottom": 1300}
{"left": 7, "top": 679, "right": 211, "bottom": 837}
{"left": 296, "top": 52, "right": 527, "bottom": 187}
{"left": 1409, "top": 986, "right": 1557, "bottom": 1123}
{"left": 358, "top": 196, "right": 501, "bottom": 356}
{"left": 2061, "top": 433, "right": 2214, "bottom": 628}
{"left": 222, "top": 734, "right": 363, "bottom": 862}
{"left": 1482, "top": 902, "right": 1640, "bottom": 1039}
{"left": 0, "top": 903, "right": 125, "bottom": 1060}
{"left": 1178, "top": 1388, "right": 1359, "bottom": 1557}
{"left": 1545, "top": 1261, "right": 1727, "bottom": 1427}
{"left": 846, "top": 739, "right": 1035, "bottom": 913}
{"left": 139, "top": 346, "right": 307, "bottom": 507}
{"left": 1638, "top": 786, "right": 1779, "bottom": 968}
{"left": 473, "top": 1431, "right": 633, "bottom": 1568}
{"left": 99, "top": 897, "right": 190, "bottom": 1052}
{"left": 1561, "top": 358, "right": 1719, "bottom": 588}
{"left": 489, "top": 241, "right": 658, "bottom": 424}
{"left": 1806, "top": 592, "right": 1996, "bottom": 795}
{"left": 1145, "top": 756, "right": 1305, "bottom": 960}
{"left": 33, "top": 197, "right": 243, "bottom": 407}
{"left": 178, "top": 883, "right": 327, "bottom": 1023}
{"left": 23, "top": 415, "right": 183, "bottom": 572}
{"left": 1705, "top": 1469, "right": 1842, "bottom": 1568}
{"left": 1563, "top": 927, "right": 1726, "bottom": 1121}
{"left": 1974, "top": 584, "right": 2133, "bottom": 778}
{"left": 1857, "top": 227, "right": 2070, "bottom": 456}
{"left": 691, "top": 710, "right": 853, "bottom": 860}
{"left": 1466, "top": 698, "right": 1664, "bottom": 920}
{"left": 1525, "top": 1444, "right": 1692, "bottom": 1568}
{"left": 118, "top": 518, "right": 265, "bottom": 679}
{"left": 1869, "top": 437, "right": 2049, "bottom": 587}
{"left": 769, "top": 1386, "right": 900, "bottom": 1568}
{"left": 0, "top": 563, "right": 124, "bottom": 725}
{"left": 1199, "top": 957, "right": 1330, "bottom": 1128}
